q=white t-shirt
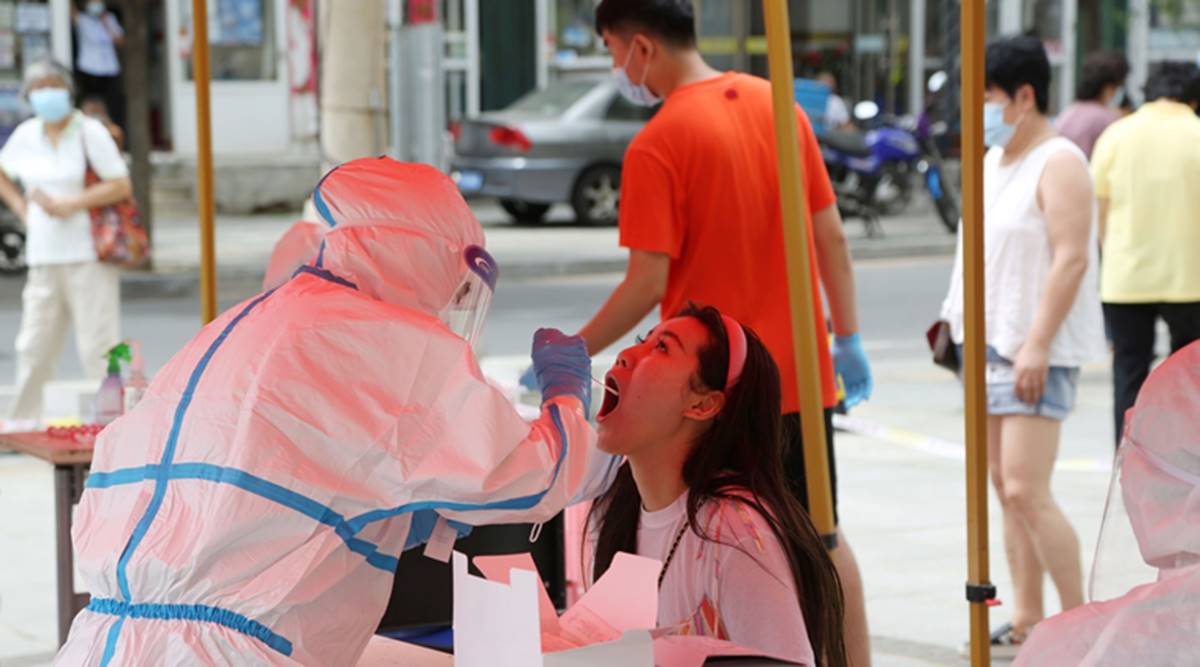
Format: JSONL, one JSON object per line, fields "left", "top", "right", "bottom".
{"left": 825, "top": 94, "right": 850, "bottom": 128}
{"left": 0, "top": 112, "right": 129, "bottom": 266}
{"left": 635, "top": 491, "right": 815, "bottom": 665}
{"left": 75, "top": 12, "right": 124, "bottom": 77}
{"left": 940, "top": 137, "right": 1106, "bottom": 366}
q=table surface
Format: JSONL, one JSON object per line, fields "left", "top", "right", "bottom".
{"left": 358, "top": 636, "right": 453, "bottom": 666}
{"left": 0, "top": 431, "right": 95, "bottom": 465}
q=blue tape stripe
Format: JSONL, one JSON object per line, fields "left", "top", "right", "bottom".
{"left": 86, "top": 465, "right": 159, "bottom": 489}
{"left": 311, "top": 168, "right": 338, "bottom": 228}
{"left": 98, "top": 614, "right": 125, "bottom": 667}
{"left": 293, "top": 264, "right": 357, "bottom": 290}
{"left": 88, "top": 598, "right": 293, "bottom": 657}
{"left": 345, "top": 404, "right": 571, "bottom": 534}
{"left": 115, "top": 290, "right": 275, "bottom": 603}
{"left": 86, "top": 462, "right": 399, "bottom": 572}
{"left": 315, "top": 239, "right": 327, "bottom": 268}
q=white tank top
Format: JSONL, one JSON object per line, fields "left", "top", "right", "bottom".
{"left": 941, "top": 137, "right": 1106, "bottom": 366}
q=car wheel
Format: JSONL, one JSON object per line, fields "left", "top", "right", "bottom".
{"left": 571, "top": 165, "right": 620, "bottom": 226}
{"left": 0, "top": 223, "right": 26, "bottom": 276}
{"left": 499, "top": 199, "right": 551, "bottom": 224}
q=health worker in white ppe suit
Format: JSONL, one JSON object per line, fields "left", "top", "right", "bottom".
{"left": 55, "top": 158, "right": 613, "bottom": 666}
{"left": 1015, "top": 340, "right": 1200, "bottom": 666}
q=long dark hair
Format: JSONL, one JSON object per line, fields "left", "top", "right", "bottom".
{"left": 586, "top": 303, "right": 847, "bottom": 667}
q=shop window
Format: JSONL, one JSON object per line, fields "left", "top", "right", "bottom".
{"left": 179, "top": 0, "right": 277, "bottom": 81}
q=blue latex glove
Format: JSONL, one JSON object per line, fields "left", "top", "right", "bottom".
{"left": 833, "top": 333, "right": 873, "bottom": 408}
{"left": 531, "top": 328, "right": 592, "bottom": 416}
{"left": 518, "top": 364, "right": 539, "bottom": 392}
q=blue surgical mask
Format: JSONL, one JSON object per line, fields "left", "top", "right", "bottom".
{"left": 983, "top": 102, "right": 1018, "bottom": 148}
{"left": 613, "top": 46, "right": 661, "bottom": 107}
{"left": 86, "top": 2, "right": 105, "bottom": 15}
{"left": 29, "top": 87, "right": 72, "bottom": 123}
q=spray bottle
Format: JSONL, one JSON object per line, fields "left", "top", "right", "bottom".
{"left": 123, "top": 340, "right": 148, "bottom": 413}
{"left": 95, "top": 342, "right": 131, "bottom": 426}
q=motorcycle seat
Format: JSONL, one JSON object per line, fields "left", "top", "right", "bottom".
{"left": 820, "top": 129, "right": 873, "bottom": 158}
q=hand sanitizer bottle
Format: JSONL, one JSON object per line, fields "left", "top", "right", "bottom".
{"left": 95, "top": 342, "right": 130, "bottom": 426}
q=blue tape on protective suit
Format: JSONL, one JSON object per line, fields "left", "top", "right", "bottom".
{"left": 88, "top": 598, "right": 293, "bottom": 657}
{"left": 87, "top": 462, "right": 399, "bottom": 572}
{"left": 345, "top": 404, "right": 571, "bottom": 534}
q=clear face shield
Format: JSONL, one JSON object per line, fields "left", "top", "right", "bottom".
{"left": 1089, "top": 437, "right": 1200, "bottom": 603}
{"left": 440, "top": 245, "right": 499, "bottom": 351}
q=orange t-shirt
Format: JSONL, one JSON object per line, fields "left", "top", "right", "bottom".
{"left": 619, "top": 72, "right": 838, "bottom": 412}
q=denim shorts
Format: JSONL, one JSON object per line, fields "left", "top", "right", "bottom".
{"left": 958, "top": 346, "right": 1081, "bottom": 421}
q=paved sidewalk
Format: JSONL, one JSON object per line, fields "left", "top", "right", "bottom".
{"left": 0, "top": 197, "right": 956, "bottom": 302}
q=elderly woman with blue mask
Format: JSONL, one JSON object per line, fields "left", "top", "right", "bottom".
{"left": 0, "top": 59, "right": 131, "bottom": 425}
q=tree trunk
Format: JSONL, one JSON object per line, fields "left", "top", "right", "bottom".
{"left": 119, "top": 0, "right": 154, "bottom": 256}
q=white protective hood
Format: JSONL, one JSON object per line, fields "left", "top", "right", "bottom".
{"left": 56, "top": 159, "right": 607, "bottom": 666}
{"left": 1015, "top": 341, "right": 1200, "bottom": 666}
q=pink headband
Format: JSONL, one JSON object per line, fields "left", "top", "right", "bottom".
{"left": 721, "top": 314, "right": 748, "bottom": 389}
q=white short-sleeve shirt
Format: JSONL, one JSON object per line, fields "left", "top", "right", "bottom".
{"left": 75, "top": 12, "right": 124, "bottom": 77}
{"left": 0, "top": 112, "right": 129, "bottom": 266}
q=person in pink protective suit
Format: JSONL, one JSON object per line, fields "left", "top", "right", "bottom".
{"left": 1014, "top": 340, "right": 1200, "bottom": 666}
{"left": 55, "top": 158, "right": 614, "bottom": 666}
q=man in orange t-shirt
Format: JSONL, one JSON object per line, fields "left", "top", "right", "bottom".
{"left": 569, "top": 1, "right": 875, "bottom": 664}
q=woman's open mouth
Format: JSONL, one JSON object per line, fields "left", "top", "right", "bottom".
{"left": 597, "top": 375, "right": 621, "bottom": 421}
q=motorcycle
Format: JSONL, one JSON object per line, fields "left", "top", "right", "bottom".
{"left": 818, "top": 75, "right": 960, "bottom": 236}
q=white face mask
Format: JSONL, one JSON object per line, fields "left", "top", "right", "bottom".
{"left": 612, "top": 43, "right": 661, "bottom": 107}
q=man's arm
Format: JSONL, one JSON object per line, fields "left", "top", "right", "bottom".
{"left": 577, "top": 249, "right": 669, "bottom": 356}
{"left": 811, "top": 203, "right": 859, "bottom": 335}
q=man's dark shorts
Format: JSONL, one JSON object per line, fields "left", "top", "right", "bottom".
{"left": 781, "top": 408, "right": 838, "bottom": 526}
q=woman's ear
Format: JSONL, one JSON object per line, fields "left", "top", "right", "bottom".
{"left": 683, "top": 390, "right": 726, "bottom": 422}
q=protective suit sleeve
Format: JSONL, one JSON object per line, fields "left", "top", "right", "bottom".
{"left": 382, "top": 333, "right": 602, "bottom": 529}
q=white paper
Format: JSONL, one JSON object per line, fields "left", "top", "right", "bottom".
{"left": 544, "top": 631, "right": 654, "bottom": 667}
{"left": 561, "top": 551, "right": 659, "bottom": 634}
{"left": 422, "top": 516, "right": 456, "bottom": 563}
{"left": 653, "top": 634, "right": 804, "bottom": 667}
{"left": 455, "top": 549, "right": 660, "bottom": 666}
{"left": 355, "top": 634, "right": 453, "bottom": 666}
{"left": 452, "top": 551, "right": 543, "bottom": 667}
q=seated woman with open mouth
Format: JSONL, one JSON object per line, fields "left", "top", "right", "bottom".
{"left": 587, "top": 303, "right": 847, "bottom": 667}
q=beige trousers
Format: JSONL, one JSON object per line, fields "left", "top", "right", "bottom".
{"left": 8, "top": 261, "right": 120, "bottom": 421}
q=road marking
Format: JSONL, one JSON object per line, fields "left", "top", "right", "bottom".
{"left": 833, "top": 414, "right": 1111, "bottom": 474}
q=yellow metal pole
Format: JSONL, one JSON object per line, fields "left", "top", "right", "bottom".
{"left": 192, "top": 0, "right": 217, "bottom": 324}
{"left": 961, "top": 0, "right": 993, "bottom": 664}
{"left": 762, "top": 0, "right": 836, "bottom": 544}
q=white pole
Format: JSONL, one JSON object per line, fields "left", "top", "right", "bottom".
{"left": 1060, "top": 0, "right": 1077, "bottom": 111}
{"left": 1129, "top": 0, "right": 1150, "bottom": 104}
{"left": 387, "top": 0, "right": 406, "bottom": 160}
{"left": 909, "top": 0, "right": 926, "bottom": 116}
{"left": 466, "top": 0, "right": 481, "bottom": 116}
{"left": 535, "top": 0, "right": 549, "bottom": 90}
{"left": 999, "top": 0, "right": 1021, "bottom": 34}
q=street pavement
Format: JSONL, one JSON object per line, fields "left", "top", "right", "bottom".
{"left": 0, "top": 202, "right": 1126, "bottom": 667}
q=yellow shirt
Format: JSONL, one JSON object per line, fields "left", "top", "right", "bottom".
{"left": 1092, "top": 101, "right": 1200, "bottom": 303}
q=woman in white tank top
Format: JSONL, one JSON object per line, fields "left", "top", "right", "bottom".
{"left": 940, "top": 36, "right": 1105, "bottom": 657}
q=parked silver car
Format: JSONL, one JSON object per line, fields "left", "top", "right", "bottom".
{"left": 448, "top": 76, "right": 654, "bottom": 225}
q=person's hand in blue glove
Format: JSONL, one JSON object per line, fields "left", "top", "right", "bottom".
{"left": 833, "top": 332, "right": 873, "bottom": 408}
{"left": 531, "top": 328, "right": 592, "bottom": 415}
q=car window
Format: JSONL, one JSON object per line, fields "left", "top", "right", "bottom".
{"left": 605, "top": 95, "right": 655, "bottom": 122}
{"left": 507, "top": 80, "right": 599, "bottom": 115}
